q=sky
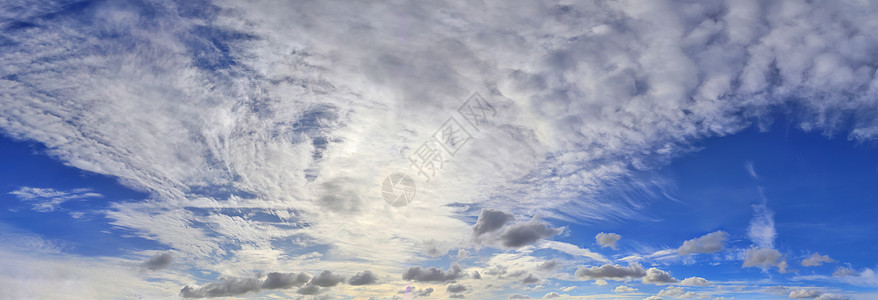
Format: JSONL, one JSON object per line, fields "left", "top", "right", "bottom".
{"left": 2, "top": 0, "right": 878, "bottom": 299}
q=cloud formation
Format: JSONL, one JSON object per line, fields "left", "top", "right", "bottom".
{"left": 596, "top": 232, "right": 622, "bottom": 250}
{"left": 802, "top": 253, "right": 835, "bottom": 267}
{"left": 677, "top": 231, "right": 728, "bottom": 255}
{"left": 403, "top": 264, "right": 464, "bottom": 282}
{"left": 141, "top": 253, "right": 173, "bottom": 271}
{"left": 347, "top": 270, "right": 378, "bottom": 286}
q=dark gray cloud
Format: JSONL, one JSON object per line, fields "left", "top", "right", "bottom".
{"left": 498, "top": 221, "right": 561, "bottom": 248}
{"left": 677, "top": 231, "right": 728, "bottom": 255}
{"left": 262, "top": 272, "right": 311, "bottom": 289}
{"left": 403, "top": 264, "right": 464, "bottom": 282}
{"left": 472, "top": 271, "right": 481, "bottom": 279}
{"left": 180, "top": 271, "right": 331, "bottom": 298}
{"left": 417, "top": 287, "right": 434, "bottom": 297}
{"left": 483, "top": 264, "right": 507, "bottom": 276}
{"left": 348, "top": 270, "right": 378, "bottom": 285}
{"left": 450, "top": 294, "right": 465, "bottom": 299}
{"left": 447, "top": 283, "right": 467, "bottom": 293}
{"left": 316, "top": 177, "right": 362, "bottom": 214}
{"left": 310, "top": 270, "right": 345, "bottom": 287}
{"left": 575, "top": 263, "right": 646, "bottom": 280}
{"left": 509, "top": 295, "right": 531, "bottom": 299}
{"left": 538, "top": 260, "right": 558, "bottom": 271}
{"left": 297, "top": 284, "right": 320, "bottom": 295}
{"left": 521, "top": 274, "right": 540, "bottom": 284}
{"left": 141, "top": 253, "right": 173, "bottom": 271}
{"left": 180, "top": 277, "right": 263, "bottom": 298}
{"left": 473, "top": 209, "right": 513, "bottom": 236}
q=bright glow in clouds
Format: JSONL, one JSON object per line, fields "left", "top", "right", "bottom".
{"left": 1, "top": 0, "right": 878, "bottom": 299}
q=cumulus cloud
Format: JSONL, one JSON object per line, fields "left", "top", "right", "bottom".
{"left": 743, "top": 247, "right": 787, "bottom": 273}
{"left": 180, "top": 277, "right": 264, "bottom": 298}
{"left": 789, "top": 289, "right": 822, "bottom": 298}
{"left": 680, "top": 277, "right": 709, "bottom": 286}
{"left": 614, "top": 285, "right": 638, "bottom": 293}
{"left": 347, "top": 270, "right": 378, "bottom": 286}
{"left": 403, "top": 264, "right": 464, "bottom": 282}
{"left": 537, "top": 260, "right": 558, "bottom": 271}
{"left": 543, "top": 292, "right": 561, "bottom": 298}
{"left": 802, "top": 253, "right": 835, "bottom": 267}
{"left": 815, "top": 294, "right": 850, "bottom": 300}
{"left": 141, "top": 253, "right": 173, "bottom": 271}
{"left": 596, "top": 232, "right": 621, "bottom": 250}
{"left": 643, "top": 268, "right": 678, "bottom": 285}
{"left": 521, "top": 274, "right": 540, "bottom": 284}
{"left": 473, "top": 209, "right": 514, "bottom": 236}
{"left": 677, "top": 231, "right": 728, "bottom": 255}
{"left": 575, "top": 263, "right": 646, "bottom": 281}
{"left": 833, "top": 267, "right": 857, "bottom": 277}
{"left": 497, "top": 220, "right": 562, "bottom": 248}
{"left": 509, "top": 295, "right": 531, "bottom": 299}
{"left": 658, "top": 286, "right": 697, "bottom": 298}
{"left": 310, "top": 271, "right": 345, "bottom": 287}
{"left": 262, "top": 272, "right": 311, "bottom": 289}
{"left": 447, "top": 283, "right": 467, "bottom": 293}
{"left": 180, "top": 271, "right": 319, "bottom": 298}
{"left": 644, "top": 296, "right": 664, "bottom": 300}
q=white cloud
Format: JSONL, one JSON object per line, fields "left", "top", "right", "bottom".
{"left": 748, "top": 203, "right": 777, "bottom": 249}
{"left": 801, "top": 253, "right": 835, "bottom": 267}
{"left": 658, "top": 286, "right": 697, "bottom": 298}
{"left": 789, "top": 289, "right": 822, "bottom": 298}
{"left": 614, "top": 285, "right": 638, "bottom": 293}
{"left": 3, "top": 0, "right": 878, "bottom": 298}
{"left": 743, "top": 247, "right": 788, "bottom": 273}
{"left": 677, "top": 231, "right": 728, "bottom": 256}
{"left": 680, "top": 277, "right": 709, "bottom": 287}
{"left": 596, "top": 232, "right": 622, "bottom": 250}
{"left": 9, "top": 187, "right": 102, "bottom": 212}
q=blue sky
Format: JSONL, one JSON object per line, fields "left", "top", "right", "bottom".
{"left": 3, "top": 0, "right": 878, "bottom": 299}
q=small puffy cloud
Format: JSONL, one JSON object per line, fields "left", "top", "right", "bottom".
{"left": 544, "top": 292, "right": 561, "bottom": 298}
{"left": 677, "top": 231, "right": 728, "bottom": 255}
{"left": 815, "top": 294, "right": 850, "bottom": 300}
{"left": 498, "top": 220, "right": 562, "bottom": 248}
{"left": 450, "top": 294, "right": 465, "bottom": 299}
{"left": 473, "top": 209, "right": 514, "bottom": 236}
{"left": 643, "top": 268, "right": 678, "bottom": 285}
{"left": 141, "top": 253, "right": 173, "bottom": 271}
{"left": 401, "top": 286, "right": 435, "bottom": 297}
{"left": 743, "top": 247, "right": 787, "bottom": 272}
{"left": 575, "top": 263, "right": 646, "bottom": 281}
{"left": 447, "top": 283, "right": 467, "bottom": 293}
{"left": 801, "top": 253, "right": 835, "bottom": 267}
{"left": 658, "top": 286, "right": 697, "bottom": 298}
{"left": 262, "top": 272, "right": 310, "bottom": 289}
{"left": 348, "top": 270, "right": 378, "bottom": 285}
{"left": 596, "top": 232, "right": 622, "bottom": 250}
{"left": 789, "top": 289, "right": 821, "bottom": 298}
{"left": 644, "top": 296, "right": 664, "bottom": 300}
{"left": 180, "top": 277, "right": 263, "bottom": 298}
{"left": 310, "top": 270, "right": 345, "bottom": 287}
{"left": 614, "top": 286, "right": 638, "bottom": 293}
{"left": 509, "top": 295, "right": 531, "bottom": 299}
{"left": 680, "top": 277, "right": 709, "bottom": 286}
{"left": 593, "top": 279, "right": 608, "bottom": 286}
{"left": 403, "top": 264, "right": 464, "bottom": 282}
{"left": 181, "top": 271, "right": 320, "bottom": 298}
{"left": 521, "top": 274, "right": 540, "bottom": 284}
{"left": 833, "top": 267, "right": 857, "bottom": 277}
